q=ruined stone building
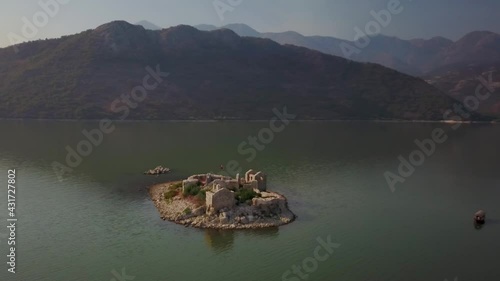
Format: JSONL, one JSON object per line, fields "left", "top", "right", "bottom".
{"left": 181, "top": 169, "right": 268, "bottom": 214}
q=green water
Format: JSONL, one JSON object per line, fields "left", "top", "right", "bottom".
{"left": 0, "top": 120, "right": 499, "bottom": 281}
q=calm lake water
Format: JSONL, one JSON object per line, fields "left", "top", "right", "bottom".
{"left": 0, "top": 120, "right": 499, "bottom": 281}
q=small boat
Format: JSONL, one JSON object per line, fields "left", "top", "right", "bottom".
{"left": 474, "top": 210, "right": 486, "bottom": 224}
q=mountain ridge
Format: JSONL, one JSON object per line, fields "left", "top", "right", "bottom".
{"left": 0, "top": 21, "right": 488, "bottom": 121}
{"left": 192, "top": 23, "right": 500, "bottom": 76}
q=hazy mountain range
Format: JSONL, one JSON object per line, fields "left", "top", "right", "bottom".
{"left": 189, "top": 22, "right": 500, "bottom": 76}
{"left": 138, "top": 22, "right": 500, "bottom": 117}
{"left": 188, "top": 22, "right": 500, "bottom": 117}
{"left": 0, "top": 20, "right": 478, "bottom": 121}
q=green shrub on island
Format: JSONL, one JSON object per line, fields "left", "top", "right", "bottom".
{"left": 169, "top": 182, "right": 183, "bottom": 190}
{"left": 235, "top": 189, "right": 258, "bottom": 204}
{"left": 164, "top": 190, "right": 178, "bottom": 200}
{"left": 196, "top": 190, "right": 206, "bottom": 201}
{"left": 183, "top": 207, "right": 192, "bottom": 215}
{"left": 183, "top": 184, "right": 201, "bottom": 197}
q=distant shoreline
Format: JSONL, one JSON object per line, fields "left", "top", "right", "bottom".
{"left": 0, "top": 118, "right": 498, "bottom": 124}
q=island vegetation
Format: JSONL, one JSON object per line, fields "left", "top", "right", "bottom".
{"left": 149, "top": 170, "right": 295, "bottom": 229}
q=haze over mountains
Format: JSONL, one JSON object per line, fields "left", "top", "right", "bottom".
{"left": 189, "top": 22, "right": 500, "bottom": 117}
{"left": 0, "top": 20, "right": 477, "bottom": 121}
{"left": 189, "top": 23, "right": 500, "bottom": 75}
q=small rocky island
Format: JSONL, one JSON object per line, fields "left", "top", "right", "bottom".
{"left": 149, "top": 170, "right": 295, "bottom": 229}
{"left": 144, "top": 165, "right": 170, "bottom": 175}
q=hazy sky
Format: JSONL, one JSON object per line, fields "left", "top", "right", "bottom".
{"left": 2, "top": 0, "right": 500, "bottom": 48}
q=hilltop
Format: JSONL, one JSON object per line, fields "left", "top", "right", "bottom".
{"left": 0, "top": 21, "right": 481, "bottom": 120}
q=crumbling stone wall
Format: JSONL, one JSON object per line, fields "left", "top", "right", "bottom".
{"left": 206, "top": 188, "right": 236, "bottom": 213}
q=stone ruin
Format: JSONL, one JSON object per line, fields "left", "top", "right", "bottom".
{"left": 206, "top": 186, "right": 235, "bottom": 214}
{"left": 181, "top": 169, "right": 275, "bottom": 215}
{"left": 150, "top": 169, "right": 295, "bottom": 229}
{"left": 182, "top": 169, "right": 267, "bottom": 194}
{"left": 241, "top": 169, "right": 267, "bottom": 192}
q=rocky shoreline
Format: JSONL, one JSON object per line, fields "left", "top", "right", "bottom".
{"left": 148, "top": 181, "right": 295, "bottom": 229}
